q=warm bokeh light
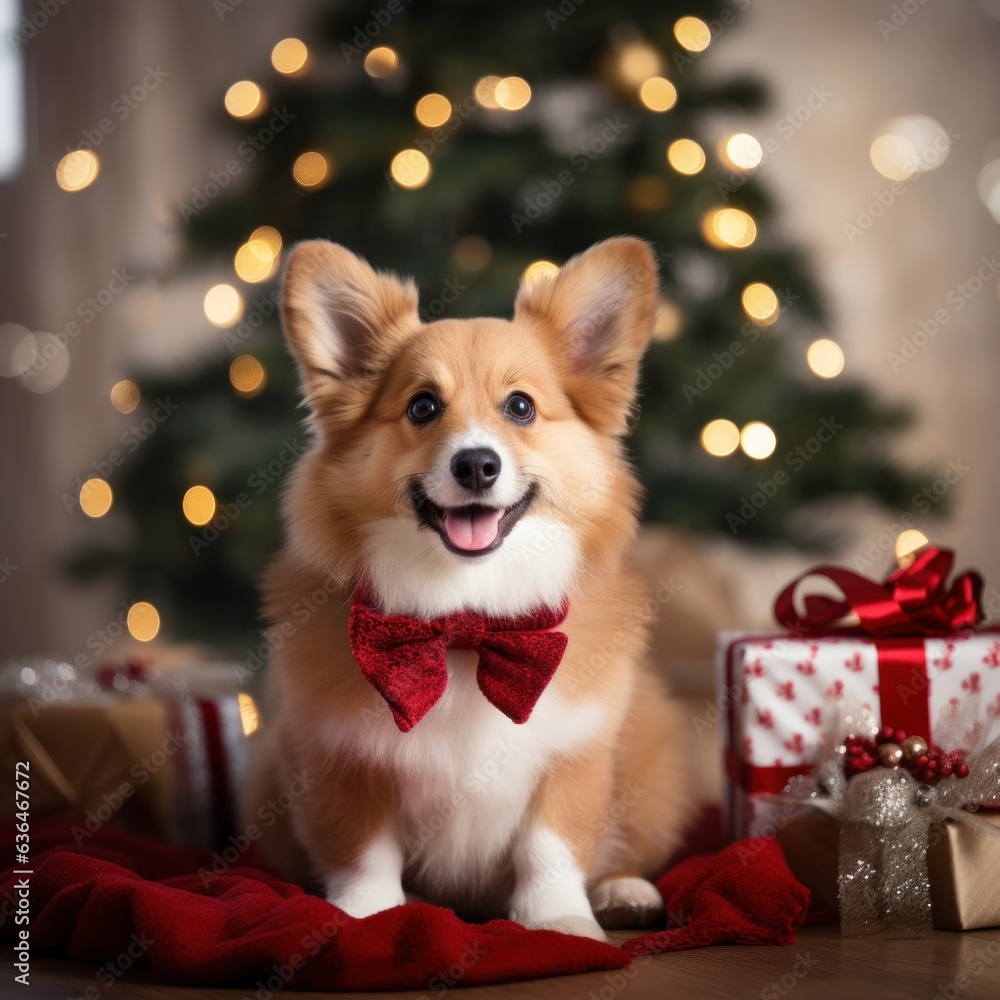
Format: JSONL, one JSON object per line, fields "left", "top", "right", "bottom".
{"left": 203, "top": 283, "right": 244, "bottom": 326}
{"left": 653, "top": 299, "right": 683, "bottom": 342}
{"left": 976, "top": 158, "right": 1000, "bottom": 224}
{"left": 701, "top": 207, "right": 757, "bottom": 249}
{"left": 55, "top": 150, "right": 99, "bottom": 192}
{"left": 16, "top": 333, "right": 69, "bottom": 393}
{"left": 473, "top": 75, "right": 502, "bottom": 109}
{"left": 666, "top": 138, "right": 705, "bottom": 175}
{"left": 182, "top": 485, "right": 217, "bottom": 526}
{"left": 224, "top": 80, "right": 263, "bottom": 118}
{"left": 895, "top": 529, "right": 930, "bottom": 567}
{"left": 700, "top": 419, "right": 740, "bottom": 457}
{"left": 618, "top": 43, "right": 661, "bottom": 86}
{"left": 638, "top": 77, "right": 677, "bottom": 112}
{"left": 239, "top": 692, "right": 261, "bottom": 736}
{"left": 740, "top": 421, "right": 777, "bottom": 460}
{"left": 741, "top": 282, "right": 780, "bottom": 325}
{"left": 364, "top": 46, "right": 398, "bottom": 78}
{"left": 127, "top": 602, "right": 160, "bottom": 642}
{"left": 415, "top": 93, "right": 452, "bottom": 128}
{"left": 292, "top": 151, "right": 331, "bottom": 189}
{"left": 390, "top": 149, "right": 431, "bottom": 189}
{"left": 806, "top": 338, "right": 845, "bottom": 378}
{"left": 495, "top": 77, "right": 531, "bottom": 111}
{"left": 80, "top": 478, "right": 113, "bottom": 518}
{"left": 674, "top": 16, "right": 711, "bottom": 52}
{"left": 522, "top": 260, "right": 560, "bottom": 284}
{"left": 230, "top": 354, "right": 266, "bottom": 396}
{"left": 626, "top": 174, "right": 671, "bottom": 212}
{"left": 870, "top": 115, "right": 950, "bottom": 180}
{"left": 110, "top": 379, "right": 140, "bottom": 414}
{"left": 271, "top": 38, "right": 308, "bottom": 75}
{"left": 234, "top": 241, "right": 276, "bottom": 283}
{"left": 0, "top": 322, "right": 34, "bottom": 378}
{"left": 724, "top": 133, "right": 764, "bottom": 170}
{"left": 453, "top": 235, "right": 493, "bottom": 272}
{"left": 249, "top": 225, "right": 282, "bottom": 257}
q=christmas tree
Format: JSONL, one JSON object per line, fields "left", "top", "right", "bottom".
{"left": 70, "top": 0, "right": 925, "bottom": 647}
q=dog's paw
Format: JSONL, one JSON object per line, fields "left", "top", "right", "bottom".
{"left": 590, "top": 876, "right": 664, "bottom": 930}
{"left": 516, "top": 913, "right": 609, "bottom": 942}
{"left": 326, "top": 878, "right": 406, "bottom": 918}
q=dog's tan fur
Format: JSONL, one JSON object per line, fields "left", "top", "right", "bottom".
{"left": 245, "top": 237, "right": 692, "bottom": 937}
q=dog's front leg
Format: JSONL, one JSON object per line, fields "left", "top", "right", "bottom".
{"left": 294, "top": 747, "right": 406, "bottom": 918}
{"left": 508, "top": 749, "right": 612, "bottom": 941}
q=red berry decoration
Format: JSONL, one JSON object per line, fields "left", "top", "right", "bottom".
{"left": 842, "top": 728, "right": 969, "bottom": 785}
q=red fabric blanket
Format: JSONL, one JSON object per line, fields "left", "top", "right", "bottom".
{"left": 1, "top": 816, "right": 809, "bottom": 991}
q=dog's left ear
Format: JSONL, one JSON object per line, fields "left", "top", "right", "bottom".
{"left": 514, "top": 237, "right": 658, "bottom": 435}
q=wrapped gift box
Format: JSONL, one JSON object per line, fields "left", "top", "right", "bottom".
{"left": 717, "top": 628, "right": 1000, "bottom": 840}
{"left": 0, "top": 658, "right": 251, "bottom": 850}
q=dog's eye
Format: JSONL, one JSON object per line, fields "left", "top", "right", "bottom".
{"left": 407, "top": 392, "right": 440, "bottom": 425}
{"left": 504, "top": 393, "right": 535, "bottom": 424}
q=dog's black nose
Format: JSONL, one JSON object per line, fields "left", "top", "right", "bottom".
{"left": 450, "top": 448, "right": 501, "bottom": 493}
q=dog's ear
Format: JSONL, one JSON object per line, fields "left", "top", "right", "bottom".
{"left": 514, "top": 237, "right": 658, "bottom": 435}
{"left": 280, "top": 240, "right": 420, "bottom": 419}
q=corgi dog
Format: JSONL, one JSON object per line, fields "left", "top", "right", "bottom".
{"left": 245, "top": 236, "right": 692, "bottom": 940}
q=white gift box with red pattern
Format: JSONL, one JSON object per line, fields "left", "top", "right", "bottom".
{"left": 717, "top": 628, "right": 1000, "bottom": 839}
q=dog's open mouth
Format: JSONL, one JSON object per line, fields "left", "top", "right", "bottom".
{"left": 409, "top": 481, "right": 537, "bottom": 557}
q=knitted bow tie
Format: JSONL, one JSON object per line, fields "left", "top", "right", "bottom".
{"left": 348, "top": 586, "right": 570, "bottom": 732}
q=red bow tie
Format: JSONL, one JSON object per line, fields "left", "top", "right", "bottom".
{"left": 348, "top": 586, "right": 570, "bottom": 732}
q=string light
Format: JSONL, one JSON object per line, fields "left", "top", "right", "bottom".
{"left": 230, "top": 354, "right": 266, "bottom": 396}
{"left": 740, "top": 421, "right": 777, "bottom": 460}
{"left": 292, "top": 151, "right": 331, "bottom": 190}
{"left": 627, "top": 175, "right": 671, "bottom": 212}
{"left": 249, "top": 226, "right": 282, "bottom": 257}
{"left": 494, "top": 77, "right": 531, "bottom": 111}
{"left": 415, "top": 93, "right": 452, "bottom": 128}
{"left": 182, "top": 485, "right": 216, "bottom": 526}
{"left": 701, "top": 208, "right": 757, "bottom": 249}
{"left": 653, "top": 300, "right": 682, "bottom": 342}
{"left": 110, "top": 380, "right": 140, "bottom": 413}
{"left": 724, "top": 133, "right": 763, "bottom": 170}
{"left": 674, "top": 16, "right": 711, "bottom": 52}
{"left": 453, "top": 236, "right": 493, "bottom": 272}
{"left": 364, "top": 46, "right": 398, "bottom": 78}
{"left": 617, "top": 42, "right": 661, "bottom": 86}
{"left": 271, "top": 38, "right": 308, "bottom": 75}
{"left": 224, "top": 81, "right": 263, "bottom": 118}
{"left": 234, "top": 241, "right": 275, "bottom": 283}
{"left": 390, "top": 149, "right": 431, "bottom": 189}
{"left": 127, "top": 602, "right": 160, "bottom": 642}
{"left": 522, "top": 260, "right": 560, "bottom": 284}
{"left": 473, "top": 76, "right": 502, "bottom": 109}
{"left": 895, "top": 529, "right": 929, "bottom": 567}
{"left": 700, "top": 419, "right": 740, "bottom": 457}
{"left": 239, "top": 692, "right": 261, "bottom": 736}
{"left": 666, "top": 138, "right": 705, "bottom": 175}
{"left": 55, "top": 150, "right": 99, "bottom": 191}
{"left": 79, "top": 478, "right": 113, "bottom": 518}
{"left": 203, "top": 283, "right": 244, "bottom": 326}
{"left": 806, "top": 338, "right": 845, "bottom": 378}
{"left": 639, "top": 77, "right": 677, "bottom": 112}
{"left": 741, "top": 283, "right": 780, "bottom": 325}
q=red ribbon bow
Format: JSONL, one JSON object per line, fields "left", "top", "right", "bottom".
{"left": 774, "top": 546, "right": 983, "bottom": 638}
{"left": 348, "top": 586, "right": 570, "bottom": 733}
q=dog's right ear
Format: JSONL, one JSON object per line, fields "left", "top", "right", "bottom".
{"left": 280, "top": 240, "right": 420, "bottom": 418}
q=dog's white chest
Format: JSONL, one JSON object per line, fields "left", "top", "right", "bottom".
{"left": 323, "top": 650, "right": 603, "bottom": 910}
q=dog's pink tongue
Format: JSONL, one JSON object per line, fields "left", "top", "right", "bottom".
{"left": 445, "top": 508, "right": 503, "bottom": 551}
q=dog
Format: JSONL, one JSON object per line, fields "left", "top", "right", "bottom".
{"left": 244, "top": 236, "right": 692, "bottom": 940}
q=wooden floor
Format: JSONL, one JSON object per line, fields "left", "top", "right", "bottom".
{"left": 6, "top": 926, "right": 1000, "bottom": 999}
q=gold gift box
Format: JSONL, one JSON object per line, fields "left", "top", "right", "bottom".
{"left": 777, "top": 810, "right": 1000, "bottom": 931}
{"left": 2, "top": 701, "right": 173, "bottom": 839}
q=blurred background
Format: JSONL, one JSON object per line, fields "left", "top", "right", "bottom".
{"left": 2, "top": 0, "right": 999, "bottom": 696}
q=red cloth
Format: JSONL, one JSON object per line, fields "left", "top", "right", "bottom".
{"left": 1, "top": 818, "right": 810, "bottom": 990}
{"left": 622, "top": 837, "right": 811, "bottom": 955}
{"left": 349, "top": 586, "right": 569, "bottom": 731}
